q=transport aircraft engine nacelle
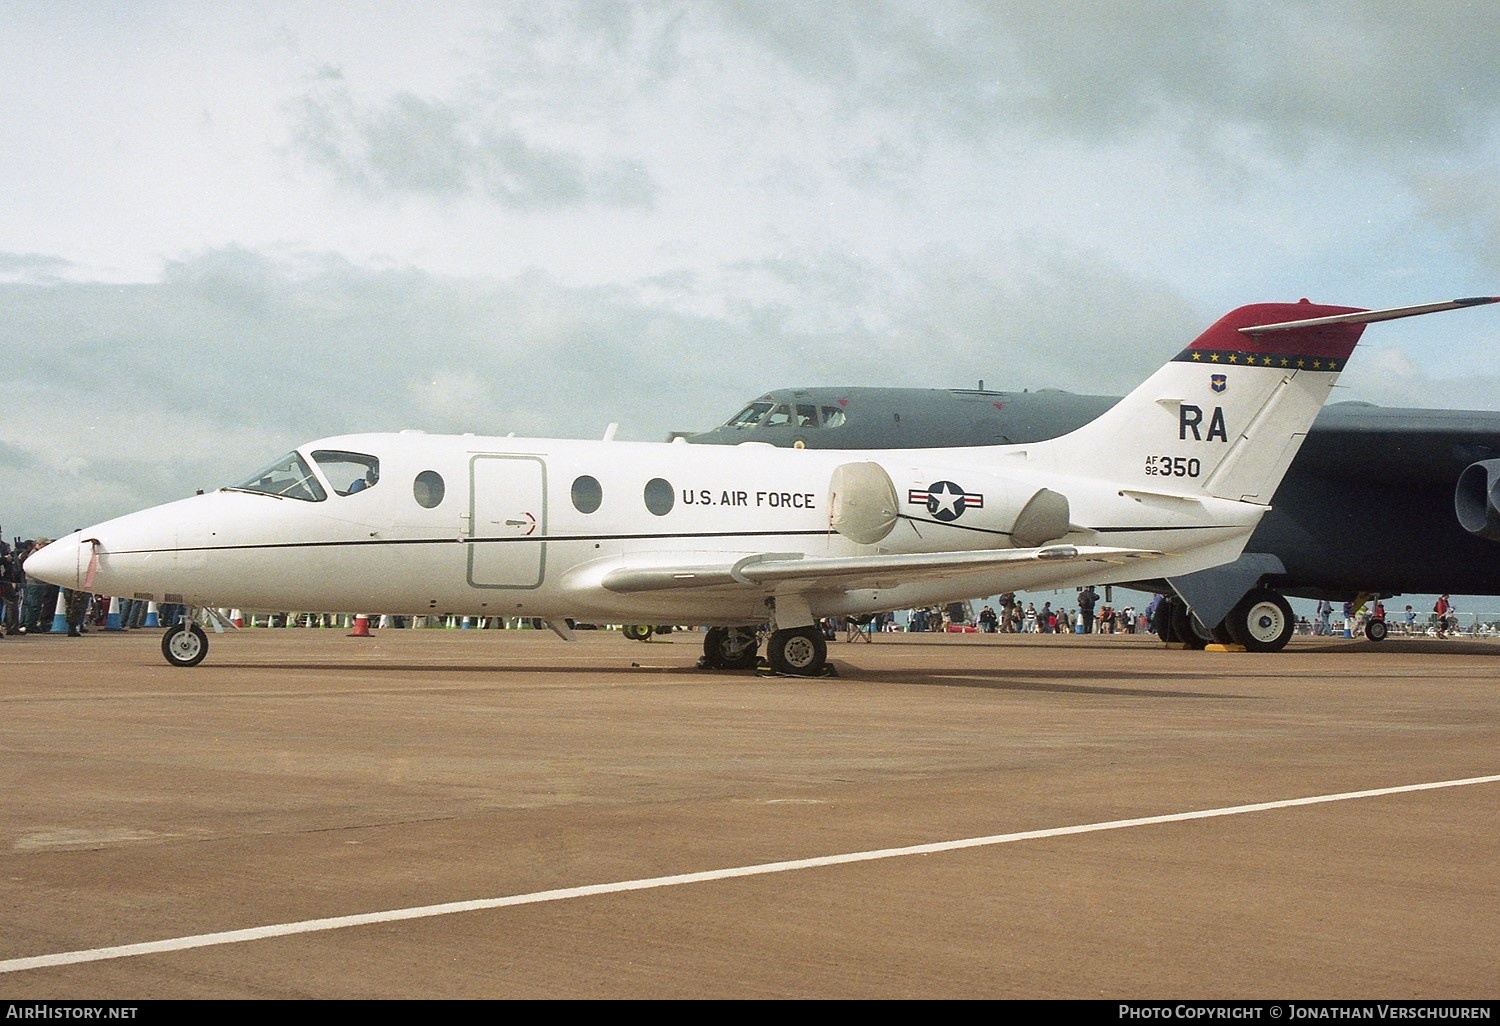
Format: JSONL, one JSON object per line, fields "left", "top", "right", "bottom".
{"left": 1455, "top": 458, "right": 1500, "bottom": 543}
{"left": 828, "top": 460, "right": 1071, "bottom": 549}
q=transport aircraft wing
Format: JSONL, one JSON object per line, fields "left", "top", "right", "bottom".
{"left": 600, "top": 544, "right": 1161, "bottom": 595}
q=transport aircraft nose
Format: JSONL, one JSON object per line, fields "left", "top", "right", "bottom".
{"left": 23, "top": 535, "right": 86, "bottom": 590}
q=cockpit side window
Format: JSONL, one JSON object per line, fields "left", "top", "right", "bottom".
{"left": 820, "top": 406, "right": 846, "bottom": 429}
{"left": 312, "top": 450, "right": 381, "bottom": 497}
{"left": 725, "top": 401, "right": 774, "bottom": 427}
{"left": 228, "top": 452, "right": 328, "bottom": 502}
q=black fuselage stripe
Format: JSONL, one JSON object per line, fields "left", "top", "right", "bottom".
{"left": 101, "top": 521, "right": 1231, "bottom": 558}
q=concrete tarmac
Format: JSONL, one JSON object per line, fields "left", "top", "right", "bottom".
{"left": 0, "top": 625, "right": 1495, "bottom": 1000}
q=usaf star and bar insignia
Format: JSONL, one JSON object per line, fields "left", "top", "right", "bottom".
{"left": 908, "top": 481, "right": 985, "bottom": 522}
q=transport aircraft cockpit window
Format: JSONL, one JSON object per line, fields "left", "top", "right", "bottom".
{"left": 763, "top": 404, "right": 796, "bottom": 426}
{"left": 311, "top": 450, "right": 381, "bottom": 496}
{"left": 226, "top": 452, "right": 328, "bottom": 502}
{"left": 725, "top": 401, "right": 774, "bottom": 427}
{"left": 721, "top": 401, "right": 845, "bottom": 432}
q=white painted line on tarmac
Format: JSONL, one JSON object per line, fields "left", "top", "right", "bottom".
{"left": 4, "top": 773, "right": 1497, "bottom": 974}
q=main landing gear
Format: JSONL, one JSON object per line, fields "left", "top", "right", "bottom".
{"left": 698, "top": 624, "right": 833, "bottom": 676}
{"left": 1221, "top": 588, "right": 1295, "bottom": 652}
{"left": 766, "top": 625, "right": 828, "bottom": 676}
{"left": 1155, "top": 589, "right": 1296, "bottom": 653}
{"left": 701, "top": 626, "right": 761, "bottom": 670}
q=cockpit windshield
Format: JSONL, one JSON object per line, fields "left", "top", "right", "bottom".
{"left": 719, "top": 401, "right": 846, "bottom": 431}
{"left": 226, "top": 450, "right": 380, "bottom": 501}
{"left": 725, "top": 401, "right": 774, "bottom": 427}
{"left": 312, "top": 450, "right": 380, "bottom": 496}
{"left": 228, "top": 452, "right": 328, "bottom": 502}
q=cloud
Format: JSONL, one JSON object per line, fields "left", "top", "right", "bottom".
{"left": 718, "top": 1, "right": 1500, "bottom": 163}
{"left": 287, "top": 67, "right": 656, "bottom": 209}
{"left": 0, "top": 251, "right": 74, "bottom": 284}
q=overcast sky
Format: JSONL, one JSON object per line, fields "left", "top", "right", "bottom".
{"left": 4, "top": 0, "right": 1499, "bottom": 544}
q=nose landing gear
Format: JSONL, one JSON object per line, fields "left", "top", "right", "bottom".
{"left": 162, "top": 622, "right": 209, "bottom": 667}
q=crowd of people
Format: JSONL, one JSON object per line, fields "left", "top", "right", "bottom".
{"left": 891, "top": 588, "right": 1150, "bottom": 636}
{"left": 1311, "top": 594, "right": 1462, "bottom": 638}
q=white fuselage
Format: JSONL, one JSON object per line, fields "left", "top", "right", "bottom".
{"left": 27, "top": 430, "right": 1262, "bottom": 625}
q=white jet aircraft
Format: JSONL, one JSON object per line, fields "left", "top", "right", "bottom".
{"left": 26, "top": 296, "right": 1497, "bottom": 675}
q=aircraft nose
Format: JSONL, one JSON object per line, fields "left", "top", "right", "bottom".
{"left": 23, "top": 535, "right": 87, "bottom": 589}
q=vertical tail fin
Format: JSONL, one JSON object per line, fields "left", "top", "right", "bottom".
{"left": 1026, "top": 297, "right": 1499, "bottom": 504}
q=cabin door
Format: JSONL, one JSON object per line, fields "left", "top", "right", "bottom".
{"left": 467, "top": 454, "right": 546, "bottom": 588}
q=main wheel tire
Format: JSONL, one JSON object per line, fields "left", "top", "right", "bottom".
{"left": 1207, "top": 620, "right": 1237, "bottom": 646}
{"left": 623, "top": 624, "right": 653, "bottom": 641}
{"left": 768, "top": 626, "right": 828, "bottom": 676}
{"left": 1153, "top": 596, "right": 1179, "bottom": 644}
{"left": 1224, "top": 588, "right": 1295, "bottom": 652}
{"left": 1169, "top": 599, "right": 1209, "bottom": 650}
{"left": 703, "top": 626, "right": 760, "bottom": 669}
{"left": 162, "top": 623, "right": 208, "bottom": 667}
{"left": 1364, "top": 619, "right": 1389, "bottom": 642}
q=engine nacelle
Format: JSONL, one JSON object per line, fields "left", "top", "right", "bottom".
{"left": 1455, "top": 458, "right": 1500, "bottom": 542}
{"left": 829, "top": 460, "right": 1071, "bottom": 549}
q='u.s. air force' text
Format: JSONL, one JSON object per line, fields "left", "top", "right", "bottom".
{"left": 681, "top": 489, "right": 816, "bottom": 509}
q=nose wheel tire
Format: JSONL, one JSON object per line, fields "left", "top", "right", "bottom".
{"left": 1364, "top": 618, "right": 1389, "bottom": 642}
{"left": 1224, "top": 588, "right": 1295, "bottom": 652}
{"left": 767, "top": 626, "right": 828, "bottom": 676}
{"left": 162, "top": 623, "right": 209, "bottom": 667}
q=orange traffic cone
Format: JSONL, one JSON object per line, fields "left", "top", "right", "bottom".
{"left": 349, "top": 614, "right": 371, "bottom": 638}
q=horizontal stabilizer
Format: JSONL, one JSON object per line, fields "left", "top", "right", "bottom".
{"left": 1240, "top": 296, "right": 1500, "bottom": 335}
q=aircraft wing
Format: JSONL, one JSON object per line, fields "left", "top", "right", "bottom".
{"left": 601, "top": 544, "right": 1161, "bottom": 595}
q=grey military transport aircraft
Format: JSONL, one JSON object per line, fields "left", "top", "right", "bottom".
{"left": 683, "top": 363, "right": 1500, "bottom": 651}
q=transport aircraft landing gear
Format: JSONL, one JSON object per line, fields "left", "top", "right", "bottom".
{"left": 1223, "top": 588, "right": 1295, "bottom": 652}
{"left": 162, "top": 622, "right": 209, "bottom": 667}
{"left": 702, "top": 626, "right": 761, "bottom": 669}
{"left": 767, "top": 626, "right": 828, "bottom": 676}
{"left": 1178, "top": 605, "right": 1224, "bottom": 650}
{"left": 1364, "top": 619, "right": 1389, "bottom": 642}
{"left": 1158, "top": 596, "right": 1211, "bottom": 650}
